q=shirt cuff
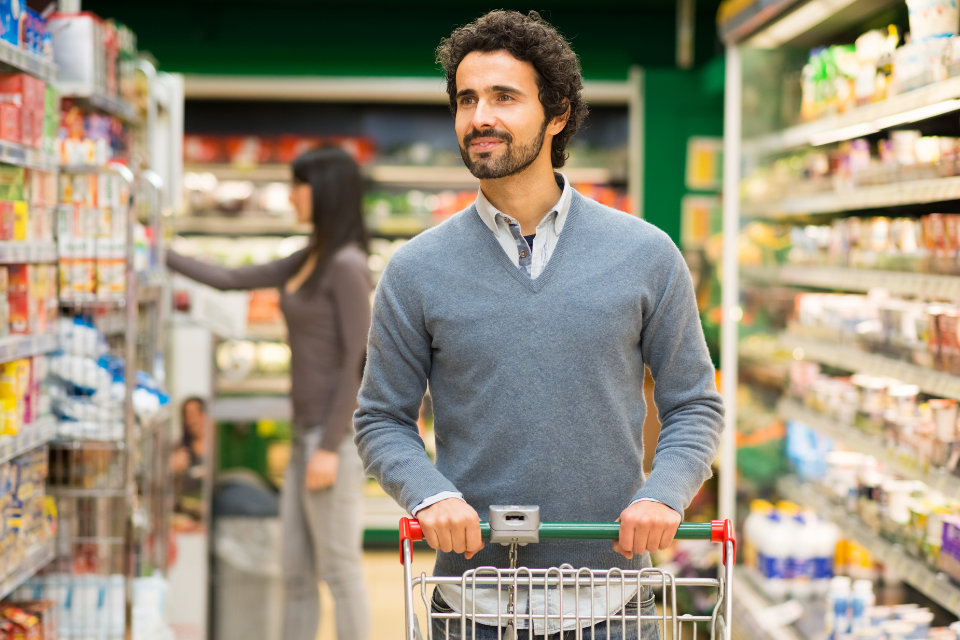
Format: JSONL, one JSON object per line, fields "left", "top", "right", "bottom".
{"left": 629, "top": 497, "right": 680, "bottom": 514}
{"left": 411, "top": 491, "right": 465, "bottom": 516}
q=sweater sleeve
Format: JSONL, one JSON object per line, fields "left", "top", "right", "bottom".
{"left": 317, "top": 253, "right": 372, "bottom": 452}
{"left": 353, "top": 252, "right": 460, "bottom": 514}
{"left": 632, "top": 239, "right": 724, "bottom": 516}
{"left": 166, "top": 249, "right": 306, "bottom": 291}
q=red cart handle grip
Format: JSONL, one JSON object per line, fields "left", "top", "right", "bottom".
{"left": 399, "top": 517, "right": 423, "bottom": 562}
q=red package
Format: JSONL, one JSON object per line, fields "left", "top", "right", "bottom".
{"left": 224, "top": 136, "right": 262, "bottom": 166}
{"left": 183, "top": 135, "right": 223, "bottom": 164}
{"left": 275, "top": 135, "right": 322, "bottom": 164}
{"left": 0, "top": 103, "right": 20, "bottom": 143}
{"left": 0, "top": 202, "right": 14, "bottom": 241}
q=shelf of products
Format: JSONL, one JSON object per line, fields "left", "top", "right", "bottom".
{"left": 779, "top": 476, "right": 960, "bottom": 617}
{"left": 742, "top": 176, "right": 960, "bottom": 218}
{"left": 779, "top": 334, "right": 960, "bottom": 400}
{"left": 745, "top": 76, "right": 960, "bottom": 156}
{"left": 0, "top": 143, "right": 58, "bottom": 173}
{"left": 742, "top": 266, "right": 960, "bottom": 299}
{"left": 216, "top": 376, "right": 291, "bottom": 396}
{"left": 0, "top": 539, "right": 55, "bottom": 602}
{"left": 778, "top": 397, "right": 960, "bottom": 498}
{"left": 731, "top": 566, "right": 808, "bottom": 640}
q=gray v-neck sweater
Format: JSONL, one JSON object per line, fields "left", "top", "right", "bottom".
{"left": 354, "top": 190, "right": 723, "bottom": 576}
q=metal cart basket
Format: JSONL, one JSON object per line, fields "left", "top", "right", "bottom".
{"left": 399, "top": 506, "right": 735, "bottom": 640}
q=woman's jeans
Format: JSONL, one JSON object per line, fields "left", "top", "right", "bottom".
{"left": 281, "top": 435, "right": 370, "bottom": 640}
{"left": 430, "top": 584, "right": 661, "bottom": 639}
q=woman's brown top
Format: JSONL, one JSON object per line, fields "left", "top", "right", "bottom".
{"left": 166, "top": 244, "right": 371, "bottom": 452}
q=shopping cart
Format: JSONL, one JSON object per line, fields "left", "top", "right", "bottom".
{"left": 400, "top": 506, "right": 735, "bottom": 640}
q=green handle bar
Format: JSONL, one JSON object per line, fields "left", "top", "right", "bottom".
{"left": 399, "top": 518, "right": 733, "bottom": 563}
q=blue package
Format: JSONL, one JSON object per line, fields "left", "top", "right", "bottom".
{"left": 0, "top": 0, "right": 20, "bottom": 47}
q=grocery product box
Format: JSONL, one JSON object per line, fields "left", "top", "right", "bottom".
{"left": 57, "top": 237, "right": 94, "bottom": 300}
{"left": 0, "top": 167, "right": 25, "bottom": 202}
{"left": 0, "top": 102, "right": 18, "bottom": 143}
{"left": 0, "top": 0, "right": 19, "bottom": 48}
{"left": 48, "top": 13, "right": 104, "bottom": 95}
{"left": 95, "top": 238, "right": 124, "bottom": 299}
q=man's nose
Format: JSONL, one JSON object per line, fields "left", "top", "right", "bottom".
{"left": 471, "top": 97, "right": 498, "bottom": 131}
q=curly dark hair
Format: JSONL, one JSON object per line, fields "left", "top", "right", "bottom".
{"left": 436, "top": 10, "right": 588, "bottom": 169}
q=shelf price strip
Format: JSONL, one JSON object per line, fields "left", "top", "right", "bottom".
{"left": 779, "top": 477, "right": 960, "bottom": 617}
{"left": 743, "top": 267, "right": 960, "bottom": 301}
{"left": 0, "top": 538, "right": 55, "bottom": 602}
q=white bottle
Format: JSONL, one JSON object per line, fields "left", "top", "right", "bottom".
{"left": 791, "top": 511, "right": 817, "bottom": 599}
{"left": 825, "top": 576, "right": 851, "bottom": 640}
{"left": 744, "top": 500, "right": 773, "bottom": 572}
{"left": 813, "top": 518, "right": 841, "bottom": 597}
{"left": 850, "top": 580, "right": 875, "bottom": 632}
{"left": 760, "top": 510, "right": 792, "bottom": 601}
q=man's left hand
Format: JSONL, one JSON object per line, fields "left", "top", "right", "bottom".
{"left": 613, "top": 500, "right": 682, "bottom": 559}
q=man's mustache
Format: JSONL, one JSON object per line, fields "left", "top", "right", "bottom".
{"left": 462, "top": 129, "right": 513, "bottom": 147}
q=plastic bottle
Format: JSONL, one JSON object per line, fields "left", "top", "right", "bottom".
{"left": 744, "top": 500, "right": 773, "bottom": 572}
{"left": 760, "top": 509, "right": 792, "bottom": 600}
{"left": 791, "top": 511, "right": 818, "bottom": 599}
{"left": 813, "top": 518, "right": 841, "bottom": 596}
{"left": 825, "top": 576, "right": 851, "bottom": 640}
{"left": 850, "top": 579, "right": 874, "bottom": 631}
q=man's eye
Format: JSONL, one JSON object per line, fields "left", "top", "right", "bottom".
{"left": 460, "top": 97, "right": 476, "bottom": 105}
{"left": 499, "top": 94, "right": 514, "bottom": 101}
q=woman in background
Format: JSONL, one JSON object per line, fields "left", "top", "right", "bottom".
{"left": 171, "top": 396, "right": 209, "bottom": 529}
{"left": 166, "top": 147, "right": 372, "bottom": 640}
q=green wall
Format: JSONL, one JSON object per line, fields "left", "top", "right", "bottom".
{"left": 643, "top": 56, "right": 725, "bottom": 242}
{"left": 82, "top": 0, "right": 726, "bottom": 244}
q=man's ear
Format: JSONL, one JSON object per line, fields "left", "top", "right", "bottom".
{"left": 549, "top": 100, "right": 571, "bottom": 134}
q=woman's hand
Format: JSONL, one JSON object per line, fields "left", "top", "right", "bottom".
{"left": 305, "top": 449, "right": 339, "bottom": 490}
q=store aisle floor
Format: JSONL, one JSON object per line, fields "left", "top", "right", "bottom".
{"left": 317, "top": 548, "right": 436, "bottom": 640}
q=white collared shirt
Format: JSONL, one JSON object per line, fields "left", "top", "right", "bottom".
{"left": 474, "top": 172, "right": 573, "bottom": 279}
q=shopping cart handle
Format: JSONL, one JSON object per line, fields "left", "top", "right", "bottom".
{"left": 399, "top": 518, "right": 736, "bottom": 563}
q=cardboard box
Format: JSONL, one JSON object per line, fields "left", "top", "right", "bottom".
{"left": 11, "top": 202, "right": 26, "bottom": 242}
{"left": 0, "top": 167, "right": 24, "bottom": 202}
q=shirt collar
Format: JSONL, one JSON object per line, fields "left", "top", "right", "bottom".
{"left": 475, "top": 172, "right": 572, "bottom": 237}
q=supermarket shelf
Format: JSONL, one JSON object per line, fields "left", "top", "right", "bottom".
{"left": 0, "top": 333, "right": 58, "bottom": 366}
{"left": 0, "top": 538, "right": 55, "bottom": 601}
{"left": 0, "top": 416, "right": 56, "bottom": 466}
{"left": 779, "top": 476, "right": 960, "bottom": 617}
{"left": 62, "top": 91, "right": 139, "bottom": 123}
{"left": 779, "top": 333, "right": 960, "bottom": 400}
{"left": 173, "top": 216, "right": 311, "bottom": 237}
{"left": 0, "top": 40, "right": 56, "bottom": 83}
{"left": 0, "top": 242, "right": 57, "bottom": 264}
{"left": 0, "top": 141, "right": 59, "bottom": 172}
{"left": 741, "top": 176, "right": 960, "bottom": 218}
{"left": 368, "top": 216, "right": 432, "bottom": 238}
{"left": 212, "top": 395, "right": 291, "bottom": 421}
{"left": 216, "top": 376, "right": 291, "bottom": 395}
{"left": 185, "top": 163, "right": 616, "bottom": 186}
{"left": 744, "top": 75, "right": 960, "bottom": 156}
{"left": 741, "top": 265, "right": 960, "bottom": 299}
{"left": 777, "top": 397, "right": 960, "bottom": 498}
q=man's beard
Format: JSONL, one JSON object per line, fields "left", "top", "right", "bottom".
{"left": 459, "top": 118, "right": 549, "bottom": 180}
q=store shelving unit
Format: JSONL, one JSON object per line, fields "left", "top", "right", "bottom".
{"left": 0, "top": 333, "right": 58, "bottom": 363}
{"left": 777, "top": 397, "right": 960, "bottom": 497}
{"left": 0, "top": 242, "right": 58, "bottom": 264}
{"left": 731, "top": 567, "right": 809, "bottom": 640}
{"left": 174, "top": 216, "right": 310, "bottom": 237}
{"left": 61, "top": 91, "right": 139, "bottom": 124}
{"left": 779, "top": 476, "right": 960, "bottom": 617}
{"left": 0, "top": 39, "right": 56, "bottom": 82}
{"left": 721, "top": 3, "right": 960, "bottom": 624}
{"left": 0, "top": 416, "right": 56, "bottom": 466}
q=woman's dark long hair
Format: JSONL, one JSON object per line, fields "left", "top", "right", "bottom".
{"left": 291, "top": 147, "right": 369, "bottom": 273}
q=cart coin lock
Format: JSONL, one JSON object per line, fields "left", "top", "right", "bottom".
{"left": 488, "top": 505, "right": 540, "bottom": 545}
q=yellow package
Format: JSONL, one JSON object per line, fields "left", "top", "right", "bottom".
{"left": 1, "top": 397, "right": 18, "bottom": 436}
{"left": 12, "top": 201, "right": 27, "bottom": 241}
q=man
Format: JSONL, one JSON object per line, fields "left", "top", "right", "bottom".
{"left": 355, "top": 10, "right": 723, "bottom": 638}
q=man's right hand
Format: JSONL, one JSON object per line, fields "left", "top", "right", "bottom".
{"left": 416, "top": 498, "right": 484, "bottom": 560}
